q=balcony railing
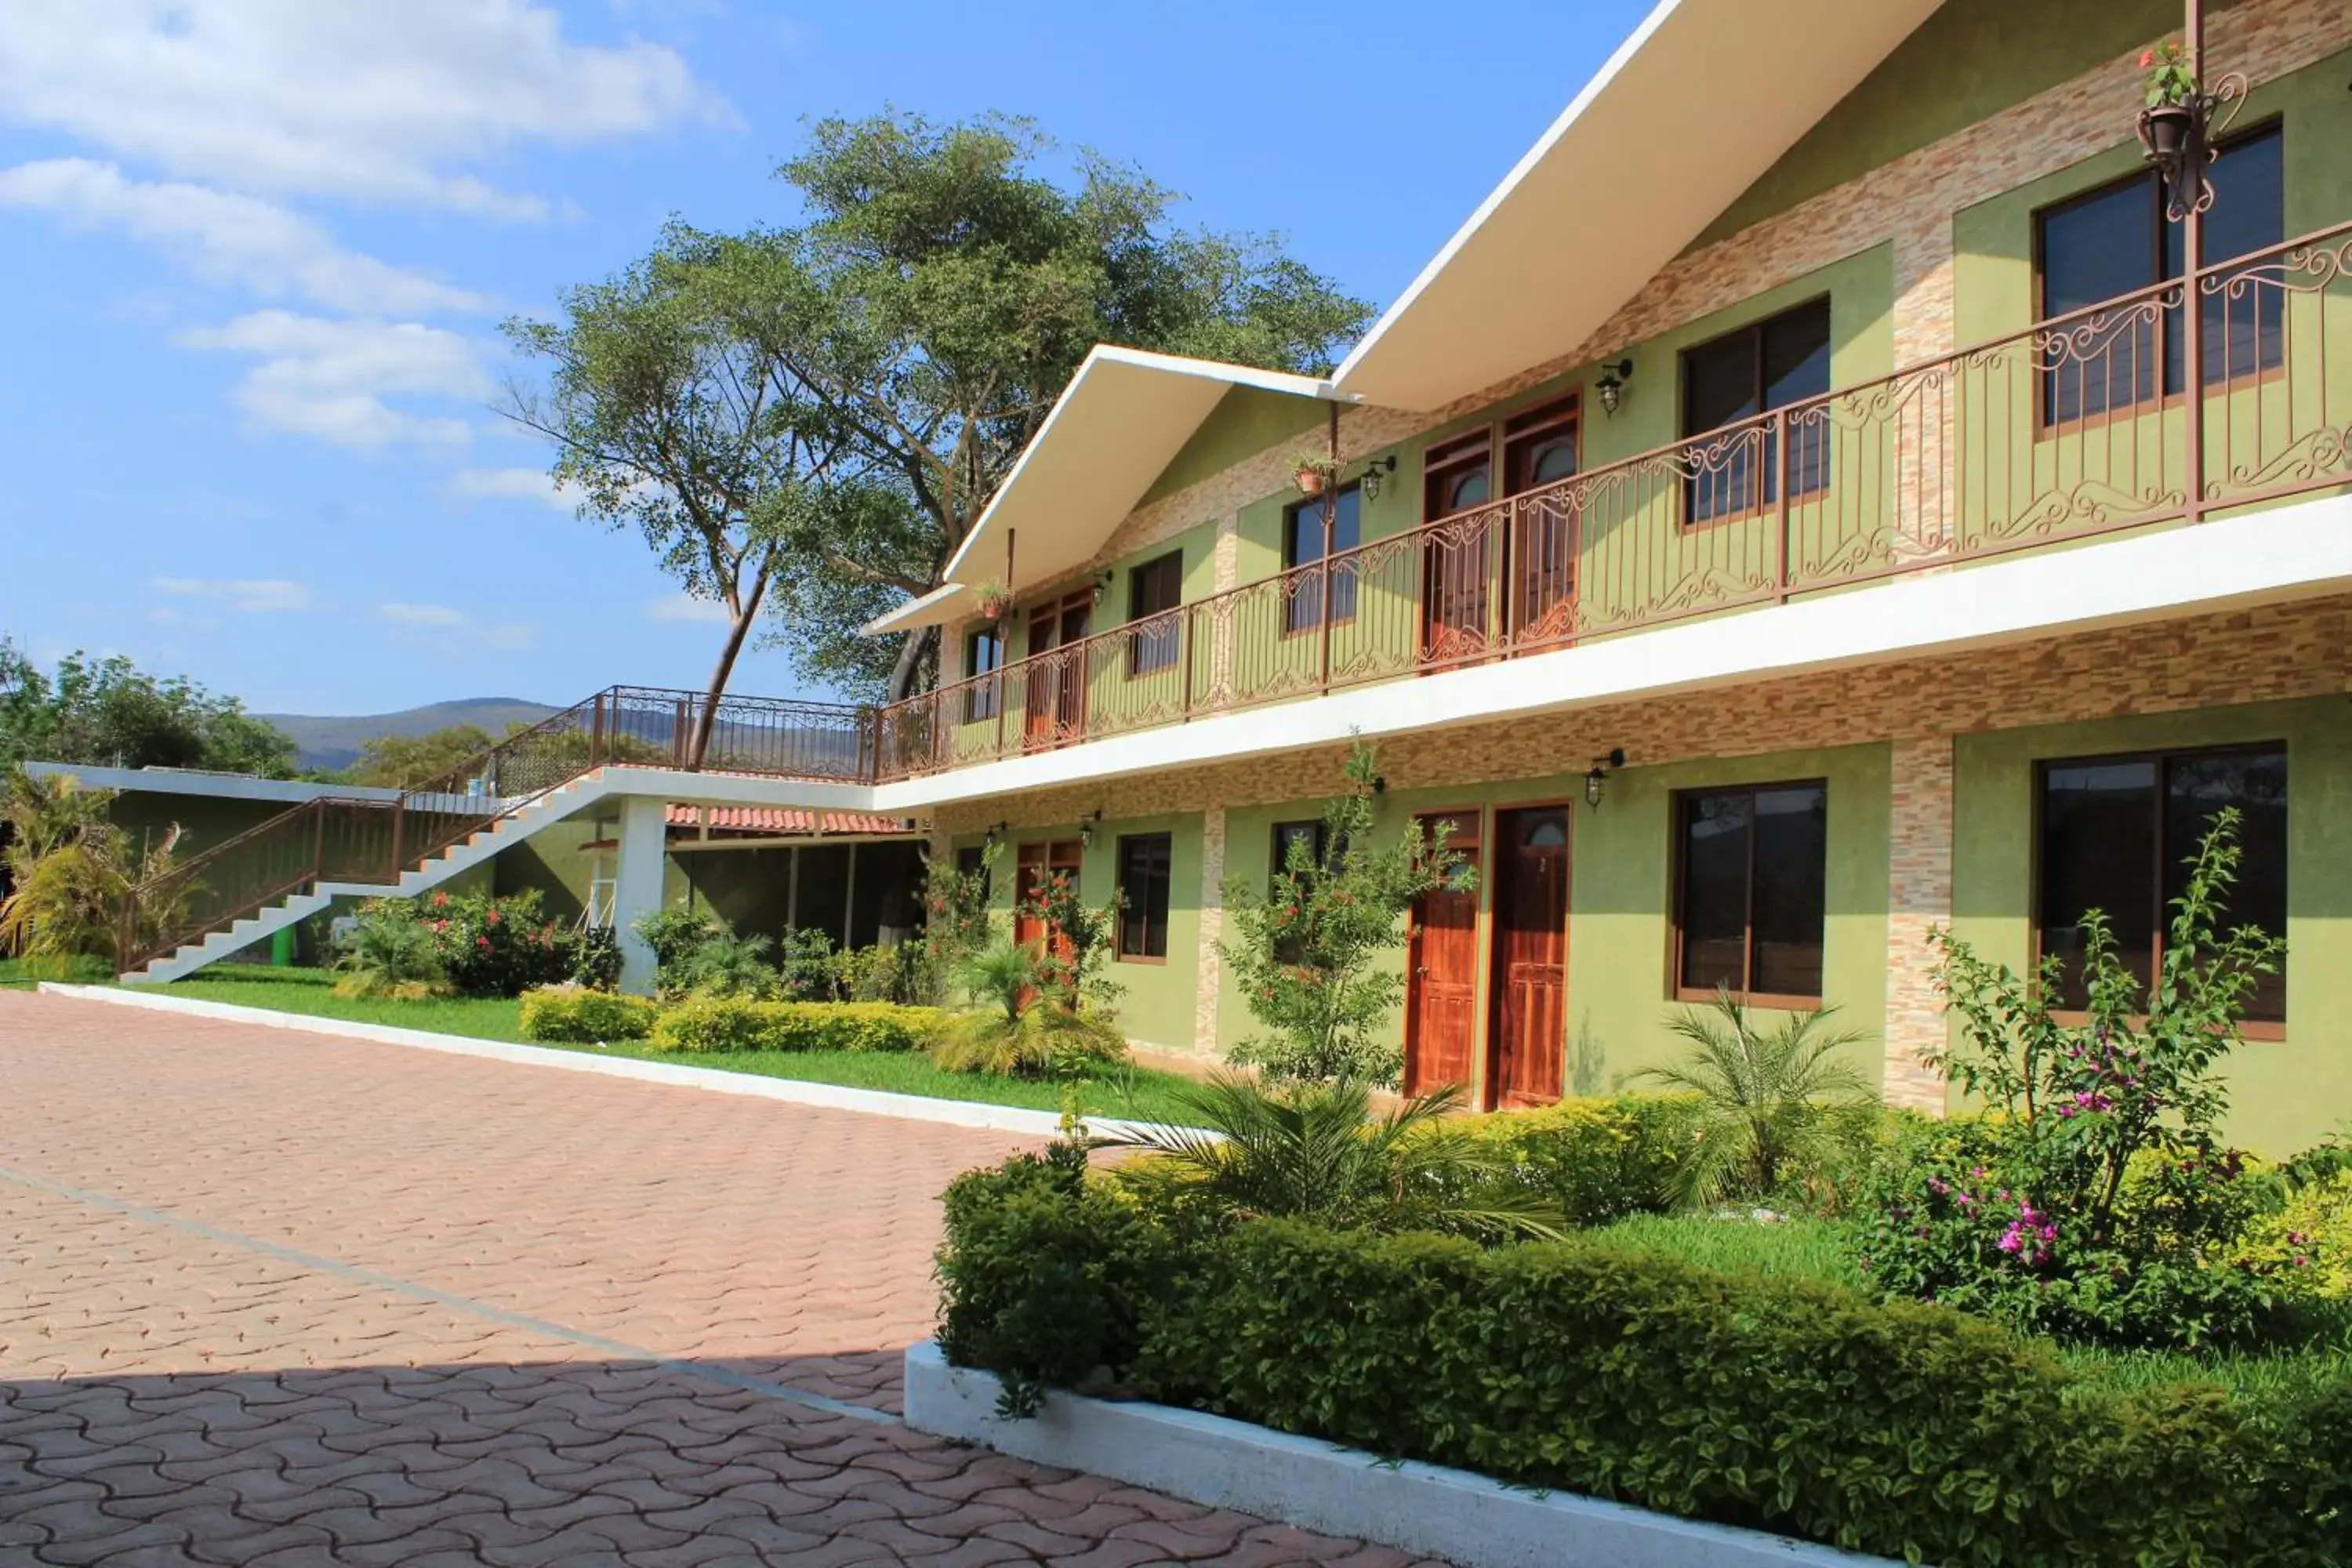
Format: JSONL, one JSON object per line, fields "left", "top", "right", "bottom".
{"left": 874, "top": 220, "right": 2352, "bottom": 782}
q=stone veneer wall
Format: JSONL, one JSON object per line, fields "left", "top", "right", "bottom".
{"left": 1192, "top": 807, "right": 1228, "bottom": 1058}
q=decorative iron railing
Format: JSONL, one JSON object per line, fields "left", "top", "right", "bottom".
{"left": 118, "top": 684, "right": 876, "bottom": 973}
{"left": 874, "top": 220, "right": 2352, "bottom": 782}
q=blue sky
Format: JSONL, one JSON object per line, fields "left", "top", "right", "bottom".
{"left": 0, "top": 0, "right": 1651, "bottom": 717}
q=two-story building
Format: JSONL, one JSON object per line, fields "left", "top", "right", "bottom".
{"left": 858, "top": 0, "right": 2352, "bottom": 1151}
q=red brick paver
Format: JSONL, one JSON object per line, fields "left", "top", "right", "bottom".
{"left": 0, "top": 992, "right": 1446, "bottom": 1566}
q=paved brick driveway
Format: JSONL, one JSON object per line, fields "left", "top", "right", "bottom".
{"left": 0, "top": 992, "right": 1444, "bottom": 1566}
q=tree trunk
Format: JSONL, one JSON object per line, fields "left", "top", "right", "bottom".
{"left": 687, "top": 567, "right": 771, "bottom": 770}
{"left": 884, "top": 624, "right": 933, "bottom": 703}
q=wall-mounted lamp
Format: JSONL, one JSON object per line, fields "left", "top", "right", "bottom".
{"left": 983, "top": 820, "right": 1008, "bottom": 850}
{"left": 1594, "top": 359, "right": 1635, "bottom": 418}
{"left": 1370, "top": 774, "right": 1388, "bottom": 796}
{"left": 1358, "top": 454, "right": 1399, "bottom": 503}
{"left": 1090, "top": 570, "right": 1114, "bottom": 607}
{"left": 1078, "top": 808, "right": 1105, "bottom": 849}
{"left": 1584, "top": 746, "right": 1627, "bottom": 808}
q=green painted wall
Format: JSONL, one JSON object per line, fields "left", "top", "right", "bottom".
{"left": 1138, "top": 386, "right": 1325, "bottom": 507}
{"left": 1214, "top": 744, "right": 1892, "bottom": 1096}
{"left": 1697, "top": 0, "right": 2194, "bottom": 249}
{"left": 1951, "top": 695, "right": 2352, "bottom": 1155}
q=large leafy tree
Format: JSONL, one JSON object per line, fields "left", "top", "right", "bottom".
{"left": 0, "top": 644, "right": 295, "bottom": 778}
{"left": 500, "top": 245, "right": 880, "bottom": 766}
{"left": 698, "top": 111, "right": 1373, "bottom": 699}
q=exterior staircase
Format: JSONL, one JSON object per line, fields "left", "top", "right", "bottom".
{"left": 116, "top": 684, "right": 877, "bottom": 984}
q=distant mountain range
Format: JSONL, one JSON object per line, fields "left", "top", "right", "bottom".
{"left": 259, "top": 697, "right": 561, "bottom": 772}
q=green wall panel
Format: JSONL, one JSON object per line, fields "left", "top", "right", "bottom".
{"left": 1951, "top": 695, "right": 2352, "bottom": 1155}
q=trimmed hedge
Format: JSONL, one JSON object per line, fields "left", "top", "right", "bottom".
{"left": 517, "top": 986, "right": 659, "bottom": 1042}
{"left": 938, "top": 1156, "right": 2349, "bottom": 1567}
{"left": 651, "top": 996, "right": 946, "bottom": 1054}
{"left": 1450, "top": 1094, "right": 1704, "bottom": 1225}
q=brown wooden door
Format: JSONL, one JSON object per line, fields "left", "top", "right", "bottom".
{"left": 1013, "top": 839, "right": 1083, "bottom": 1004}
{"left": 1404, "top": 811, "right": 1482, "bottom": 1096}
{"left": 1420, "top": 436, "right": 1494, "bottom": 667}
{"left": 1488, "top": 806, "right": 1570, "bottom": 1109}
{"left": 1023, "top": 597, "right": 1091, "bottom": 748}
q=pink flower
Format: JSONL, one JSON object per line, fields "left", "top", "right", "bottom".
{"left": 476, "top": 935, "right": 491, "bottom": 949}
{"left": 485, "top": 909, "right": 500, "bottom": 925}
{"left": 2140, "top": 47, "right": 2156, "bottom": 67}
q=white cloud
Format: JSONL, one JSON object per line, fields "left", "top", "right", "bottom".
{"left": 0, "top": 1, "right": 729, "bottom": 216}
{"left": 377, "top": 602, "right": 466, "bottom": 626}
{"left": 448, "top": 466, "right": 571, "bottom": 509}
{"left": 176, "top": 310, "right": 488, "bottom": 447}
{"left": 151, "top": 576, "right": 311, "bottom": 612}
{"left": 644, "top": 593, "right": 731, "bottom": 626}
{"left": 377, "top": 601, "right": 535, "bottom": 651}
{"left": 0, "top": 159, "right": 485, "bottom": 314}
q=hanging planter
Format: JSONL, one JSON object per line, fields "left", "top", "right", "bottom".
{"left": 1290, "top": 448, "right": 1339, "bottom": 498}
{"left": 971, "top": 579, "right": 1014, "bottom": 622}
{"left": 2130, "top": 38, "right": 2242, "bottom": 216}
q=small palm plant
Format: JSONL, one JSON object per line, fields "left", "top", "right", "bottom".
{"left": 1632, "top": 989, "right": 1878, "bottom": 1210}
{"left": 1104, "top": 1073, "right": 1566, "bottom": 1242}
{"left": 932, "top": 937, "right": 1129, "bottom": 1077}
{"left": 681, "top": 931, "right": 779, "bottom": 999}
{"left": 332, "top": 908, "right": 447, "bottom": 999}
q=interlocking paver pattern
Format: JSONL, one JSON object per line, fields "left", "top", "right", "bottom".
{"left": 0, "top": 992, "right": 1446, "bottom": 1565}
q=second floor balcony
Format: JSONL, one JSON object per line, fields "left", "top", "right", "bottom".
{"left": 872, "top": 220, "right": 2352, "bottom": 784}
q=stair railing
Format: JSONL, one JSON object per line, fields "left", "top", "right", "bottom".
{"left": 116, "top": 684, "right": 883, "bottom": 975}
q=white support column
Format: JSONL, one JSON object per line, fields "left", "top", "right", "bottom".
{"left": 615, "top": 793, "right": 669, "bottom": 995}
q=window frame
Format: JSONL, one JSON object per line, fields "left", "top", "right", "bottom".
{"left": 1114, "top": 830, "right": 1174, "bottom": 963}
{"left": 1668, "top": 777, "right": 1831, "bottom": 1009}
{"left": 1281, "top": 482, "right": 1363, "bottom": 637}
{"left": 961, "top": 624, "right": 1004, "bottom": 724}
{"left": 2030, "top": 740, "right": 2288, "bottom": 1036}
{"left": 2029, "top": 120, "right": 2285, "bottom": 434}
{"left": 1124, "top": 550, "right": 1185, "bottom": 677}
{"left": 1675, "top": 296, "right": 1833, "bottom": 530}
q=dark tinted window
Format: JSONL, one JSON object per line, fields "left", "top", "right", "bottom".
{"left": 1283, "top": 485, "right": 1361, "bottom": 632}
{"left": 1126, "top": 551, "right": 1183, "bottom": 675}
{"left": 2039, "top": 746, "right": 2285, "bottom": 1019}
{"left": 1679, "top": 299, "right": 1831, "bottom": 521}
{"left": 1677, "top": 781, "right": 1828, "bottom": 999}
{"left": 1116, "top": 833, "right": 1173, "bottom": 960}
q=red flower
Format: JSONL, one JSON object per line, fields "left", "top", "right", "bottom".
{"left": 2139, "top": 47, "right": 2155, "bottom": 67}
{"left": 477, "top": 935, "right": 491, "bottom": 949}
{"left": 485, "top": 909, "right": 500, "bottom": 925}
{"left": 433, "top": 920, "right": 447, "bottom": 932}
{"left": 431, "top": 891, "right": 449, "bottom": 908}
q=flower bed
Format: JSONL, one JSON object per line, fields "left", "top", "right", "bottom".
{"left": 937, "top": 1150, "right": 2351, "bottom": 1568}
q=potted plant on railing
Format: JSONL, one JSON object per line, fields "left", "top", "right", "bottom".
{"left": 2136, "top": 39, "right": 2198, "bottom": 162}
{"left": 1290, "top": 449, "right": 1340, "bottom": 498}
{"left": 971, "top": 579, "right": 1015, "bottom": 622}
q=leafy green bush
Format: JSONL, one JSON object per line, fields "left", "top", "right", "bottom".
{"left": 1861, "top": 814, "right": 2290, "bottom": 1350}
{"left": 837, "top": 941, "right": 915, "bottom": 1003}
{"left": 937, "top": 1157, "right": 2351, "bottom": 1566}
{"left": 517, "top": 985, "right": 659, "bottom": 1042}
{"left": 332, "top": 906, "right": 447, "bottom": 999}
{"left": 631, "top": 903, "right": 723, "bottom": 994}
{"left": 1449, "top": 1094, "right": 1703, "bottom": 1226}
{"left": 779, "top": 926, "right": 842, "bottom": 1000}
{"left": 677, "top": 931, "right": 780, "bottom": 999}
{"left": 1107, "top": 1075, "right": 1563, "bottom": 1242}
{"left": 650, "top": 996, "right": 945, "bottom": 1054}
{"left": 416, "top": 887, "right": 575, "bottom": 996}
{"left": 567, "top": 925, "right": 622, "bottom": 990}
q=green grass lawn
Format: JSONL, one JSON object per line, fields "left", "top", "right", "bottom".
{"left": 1584, "top": 1211, "right": 1866, "bottom": 1288}
{"left": 2, "top": 956, "right": 113, "bottom": 990}
{"left": 150, "top": 967, "right": 1209, "bottom": 1123}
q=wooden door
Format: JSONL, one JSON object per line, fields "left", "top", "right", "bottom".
{"left": 1420, "top": 434, "right": 1494, "bottom": 667}
{"left": 1022, "top": 597, "right": 1091, "bottom": 749}
{"left": 1488, "top": 806, "right": 1570, "bottom": 1109}
{"left": 1013, "top": 839, "right": 1083, "bottom": 1004}
{"left": 1404, "top": 811, "right": 1482, "bottom": 1096}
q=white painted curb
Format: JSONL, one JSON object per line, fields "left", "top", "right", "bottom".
{"left": 36, "top": 984, "right": 1167, "bottom": 1142}
{"left": 903, "top": 1342, "right": 1893, "bottom": 1568}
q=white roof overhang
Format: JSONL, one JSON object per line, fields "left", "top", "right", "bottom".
{"left": 1329, "top": 0, "right": 1942, "bottom": 411}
